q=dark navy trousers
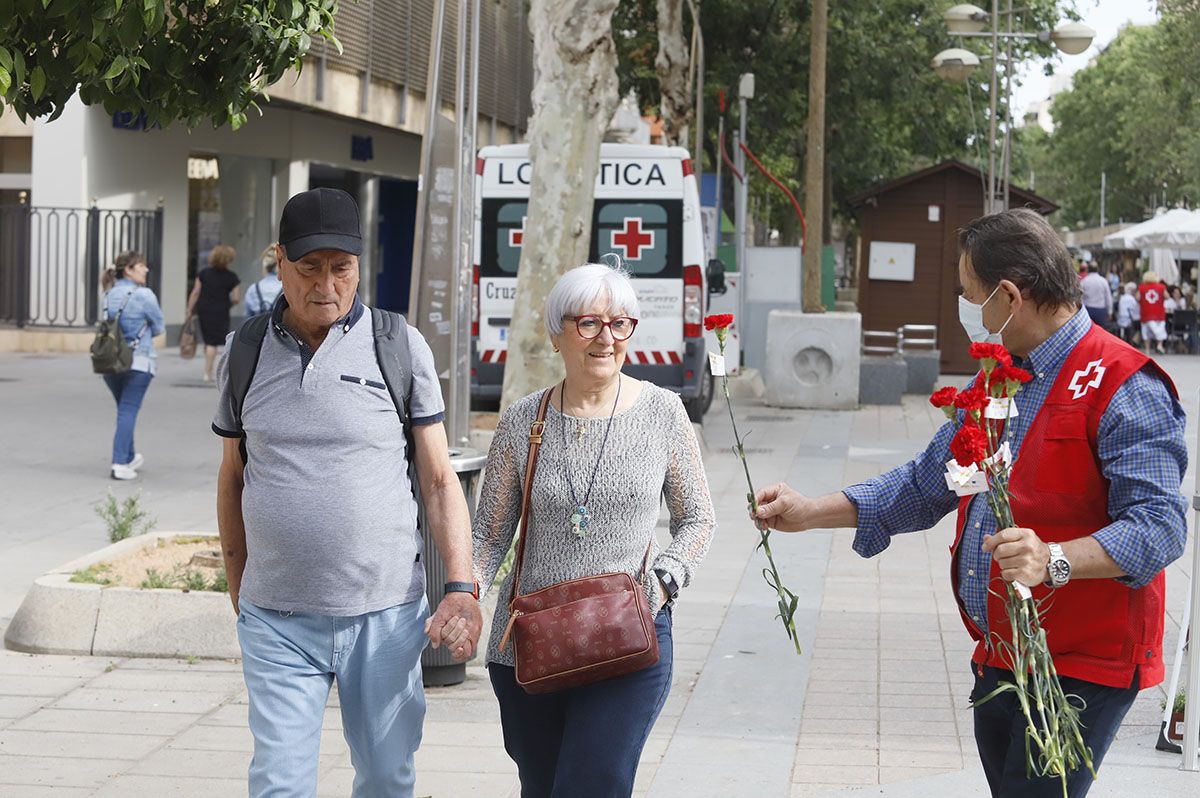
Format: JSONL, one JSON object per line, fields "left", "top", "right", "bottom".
{"left": 971, "top": 662, "right": 1139, "bottom": 798}
{"left": 489, "top": 608, "right": 673, "bottom": 798}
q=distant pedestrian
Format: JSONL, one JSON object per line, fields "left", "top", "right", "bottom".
{"left": 1080, "top": 264, "right": 1112, "bottom": 326}
{"left": 187, "top": 244, "right": 241, "bottom": 382}
{"left": 100, "top": 252, "right": 165, "bottom": 480}
{"left": 1138, "top": 270, "right": 1168, "bottom": 355}
{"left": 1106, "top": 268, "right": 1120, "bottom": 297}
{"left": 243, "top": 246, "right": 283, "bottom": 316}
{"left": 1116, "top": 282, "right": 1140, "bottom": 344}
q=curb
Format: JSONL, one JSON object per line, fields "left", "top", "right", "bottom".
{"left": 4, "top": 531, "right": 240, "bottom": 660}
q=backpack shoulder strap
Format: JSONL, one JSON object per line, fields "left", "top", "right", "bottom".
{"left": 226, "top": 313, "right": 272, "bottom": 435}
{"left": 371, "top": 307, "right": 413, "bottom": 432}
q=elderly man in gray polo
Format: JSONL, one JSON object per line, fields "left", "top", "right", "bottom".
{"left": 212, "top": 187, "right": 481, "bottom": 797}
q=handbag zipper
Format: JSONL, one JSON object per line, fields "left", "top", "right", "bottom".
{"left": 499, "top": 609, "right": 523, "bottom": 652}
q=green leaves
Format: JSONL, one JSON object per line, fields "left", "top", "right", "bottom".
{"left": 0, "top": 0, "right": 338, "bottom": 128}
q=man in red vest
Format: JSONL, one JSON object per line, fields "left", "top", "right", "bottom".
{"left": 1138, "top": 271, "right": 1169, "bottom": 355}
{"left": 753, "top": 209, "right": 1187, "bottom": 797}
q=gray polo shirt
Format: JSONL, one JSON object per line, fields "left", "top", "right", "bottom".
{"left": 212, "top": 298, "right": 445, "bottom": 616}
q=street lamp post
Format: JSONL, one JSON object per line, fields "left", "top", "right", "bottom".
{"left": 933, "top": 3, "right": 1094, "bottom": 213}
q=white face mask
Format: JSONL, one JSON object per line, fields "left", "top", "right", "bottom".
{"left": 958, "top": 285, "right": 1013, "bottom": 344}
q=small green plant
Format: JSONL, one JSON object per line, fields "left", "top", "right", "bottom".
{"left": 95, "top": 491, "right": 156, "bottom": 543}
{"left": 69, "top": 563, "right": 113, "bottom": 585}
{"left": 176, "top": 567, "right": 210, "bottom": 593}
{"left": 209, "top": 567, "right": 229, "bottom": 593}
{"left": 185, "top": 655, "right": 200, "bottom": 666}
{"left": 139, "top": 568, "right": 172, "bottom": 589}
{"left": 104, "top": 662, "right": 117, "bottom": 673}
{"left": 1163, "top": 691, "right": 1186, "bottom": 714}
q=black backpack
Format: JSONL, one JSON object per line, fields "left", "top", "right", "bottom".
{"left": 91, "top": 290, "right": 138, "bottom": 375}
{"left": 223, "top": 307, "right": 418, "bottom": 499}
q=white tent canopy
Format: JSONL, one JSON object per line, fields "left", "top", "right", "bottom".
{"left": 1103, "top": 208, "right": 1200, "bottom": 249}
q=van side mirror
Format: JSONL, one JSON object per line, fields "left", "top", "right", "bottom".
{"left": 706, "top": 259, "right": 727, "bottom": 295}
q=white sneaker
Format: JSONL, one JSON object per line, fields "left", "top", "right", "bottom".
{"left": 128, "top": 453, "right": 145, "bottom": 471}
{"left": 111, "top": 463, "right": 138, "bottom": 480}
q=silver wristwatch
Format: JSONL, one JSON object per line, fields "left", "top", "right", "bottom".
{"left": 1045, "top": 543, "right": 1071, "bottom": 588}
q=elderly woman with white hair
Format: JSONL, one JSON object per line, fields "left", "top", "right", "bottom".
{"left": 470, "top": 261, "right": 715, "bottom": 797}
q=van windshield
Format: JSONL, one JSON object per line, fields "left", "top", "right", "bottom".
{"left": 480, "top": 199, "right": 527, "bottom": 277}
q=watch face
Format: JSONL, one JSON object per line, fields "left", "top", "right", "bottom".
{"left": 1050, "top": 560, "right": 1071, "bottom": 583}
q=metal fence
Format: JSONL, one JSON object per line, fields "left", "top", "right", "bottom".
{"left": 0, "top": 203, "right": 163, "bottom": 328}
{"left": 862, "top": 324, "right": 940, "bottom": 356}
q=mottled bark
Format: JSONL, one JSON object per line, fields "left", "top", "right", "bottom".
{"left": 499, "top": 0, "right": 621, "bottom": 411}
{"left": 655, "top": 0, "right": 690, "bottom": 146}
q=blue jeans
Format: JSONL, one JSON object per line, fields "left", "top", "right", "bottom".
{"left": 489, "top": 607, "right": 674, "bottom": 798}
{"left": 971, "top": 662, "right": 1139, "bottom": 797}
{"left": 102, "top": 369, "right": 153, "bottom": 465}
{"left": 236, "top": 596, "right": 430, "bottom": 798}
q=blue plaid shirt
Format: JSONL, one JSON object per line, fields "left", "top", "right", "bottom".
{"left": 844, "top": 308, "right": 1188, "bottom": 634}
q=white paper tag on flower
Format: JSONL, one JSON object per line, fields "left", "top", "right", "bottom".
{"left": 1013, "top": 581, "right": 1033, "bottom": 601}
{"left": 944, "top": 459, "right": 988, "bottom": 496}
{"left": 708, "top": 352, "right": 726, "bottom": 377}
{"left": 983, "top": 441, "right": 1013, "bottom": 471}
{"left": 984, "top": 397, "right": 1018, "bottom": 420}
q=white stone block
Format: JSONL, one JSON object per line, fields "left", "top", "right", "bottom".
{"left": 4, "top": 578, "right": 100, "bottom": 655}
{"left": 93, "top": 588, "right": 240, "bottom": 660}
{"left": 763, "top": 311, "right": 862, "bottom": 409}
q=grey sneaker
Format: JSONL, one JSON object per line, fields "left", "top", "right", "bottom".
{"left": 111, "top": 463, "right": 138, "bottom": 480}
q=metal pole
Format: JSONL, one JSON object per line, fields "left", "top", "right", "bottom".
{"left": 689, "top": 0, "right": 704, "bottom": 196}
{"left": 1184, "top": 414, "right": 1200, "bottom": 770}
{"left": 714, "top": 110, "right": 724, "bottom": 263}
{"left": 447, "top": 0, "right": 475, "bottom": 449}
{"left": 409, "top": 0, "right": 449, "bottom": 315}
{"left": 802, "top": 0, "right": 827, "bottom": 312}
{"left": 1000, "top": 0, "right": 1014, "bottom": 211}
{"left": 1101, "top": 172, "right": 1107, "bottom": 228}
{"left": 987, "top": 0, "right": 999, "bottom": 213}
{"left": 734, "top": 123, "right": 746, "bottom": 336}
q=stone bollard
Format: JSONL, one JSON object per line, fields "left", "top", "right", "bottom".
{"left": 764, "top": 311, "right": 861, "bottom": 409}
{"left": 859, "top": 355, "right": 908, "bottom": 405}
{"left": 903, "top": 349, "right": 941, "bottom": 395}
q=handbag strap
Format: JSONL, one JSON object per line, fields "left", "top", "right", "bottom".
{"left": 509, "top": 388, "right": 554, "bottom": 604}
{"left": 507, "top": 385, "right": 657, "bottom": 608}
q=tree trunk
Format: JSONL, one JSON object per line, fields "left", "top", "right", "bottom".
{"left": 655, "top": 0, "right": 690, "bottom": 147}
{"left": 499, "top": 0, "right": 621, "bottom": 411}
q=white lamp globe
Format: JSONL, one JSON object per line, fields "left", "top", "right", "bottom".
{"left": 932, "top": 48, "right": 981, "bottom": 83}
{"left": 1051, "top": 22, "right": 1096, "bottom": 55}
{"left": 944, "top": 4, "right": 988, "bottom": 34}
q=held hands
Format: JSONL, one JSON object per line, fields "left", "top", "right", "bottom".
{"left": 983, "top": 527, "right": 1051, "bottom": 587}
{"left": 424, "top": 592, "right": 483, "bottom": 663}
{"left": 751, "top": 483, "right": 812, "bottom": 532}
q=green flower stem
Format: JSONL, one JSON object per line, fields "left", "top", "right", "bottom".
{"left": 717, "top": 335, "right": 802, "bottom": 656}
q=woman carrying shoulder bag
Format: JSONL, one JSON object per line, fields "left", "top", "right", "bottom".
{"left": 468, "top": 262, "right": 715, "bottom": 797}
{"left": 100, "top": 251, "right": 164, "bottom": 480}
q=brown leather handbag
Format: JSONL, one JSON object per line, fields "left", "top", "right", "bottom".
{"left": 498, "top": 388, "right": 660, "bottom": 695}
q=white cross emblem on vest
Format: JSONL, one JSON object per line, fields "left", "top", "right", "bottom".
{"left": 1068, "top": 358, "right": 1106, "bottom": 400}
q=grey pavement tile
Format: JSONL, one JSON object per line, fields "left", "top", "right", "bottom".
{"left": 165, "top": 723, "right": 254, "bottom": 752}
{"left": 0, "top": 675, "right": 89, "bottom": 698}
{"left": 879, "top": 764, "right": 962, "bottom": 784}
{"left": 414, "top": 744, "right": 513, "bottom": 774}
{"left": 0, "top": 728, "right": 166, "bottom": 759}
{"left": 791, "top": 764, "right": 878, "bottom": 785}
{"left": 91, "top": 774, "right": 249, "bottom": 797}
{"left": 879, "top": 718, "right": 960, "bottom": 737}
{"left": 804, "top": 680, "right": 878, "bottom": 696}
{"left": 88, "top": 668, "right": 247, "bottom": 694}
{"left": 878, "top": 706, "right": 958, "bottom": 723}
{"left": 0, "top": 788, "right": 94, "bottom": 797}
{"left": 803, "top": 691, "right": 879, "bottom": 708}
{"left": 794, "top": 747, "right": 878, "bottom": 767}
{"left": 801, "top": 718, "right": 878, "bottom": 736}
{"left": 0, "top": 753, "right": 126, "bottom": 789}
{"left": 9, "top": 708, "right": 199, "bottom": 737}
{"left": 194, "top": 703, "right": 248, "bottom": 728}
{"left": 0, "top": 695, "right": 46, "bottom": 720}
{"left": 877, "top": 692, "right": 956, "bottom": 709}
{"left": 49, "top": 687, "right": 228, "bottom": 715}
{"left": 119, "top": 657, "right": 242, "bottom": 673}
{"left": 877, "top": 735, "right": 963, "bottom": 754}
{"left": 803, "top": 704, "right": 877, "bottom": 721}
{"left": 420, "top": 720, "right": 506, "bottom": 748}
{"left": 409, "top": 771, "right": 520, "bottom": 798}
{"left": 795, "top": 733, "right": 879, "bottom": 751}
{"left": 879, "top": 748, "right": 965, "bottom": 768}
{"left": 127, "top": 746, "right": 253, "bottom": 777}
{"left": 0, "top": 653, "right": 115, "bottom": 679}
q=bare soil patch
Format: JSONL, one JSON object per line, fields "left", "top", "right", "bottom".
{"left": 71, "top": 536, "right": 226, "bottom": 591}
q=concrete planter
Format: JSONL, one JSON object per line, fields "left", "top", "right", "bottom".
{"left": 4, "top": 531, "right": 239, "bottom": 659}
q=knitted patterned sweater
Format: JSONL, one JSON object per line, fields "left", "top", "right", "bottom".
{"left": 472, "top": 382, "right": 717, "bottom": 667}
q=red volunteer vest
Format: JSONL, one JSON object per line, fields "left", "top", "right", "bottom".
{"left": 1139, "top": 283, "right": 1167, "bottom": 322}
{"left": 952, "top": 324, "right": 1177, "bottom": 689}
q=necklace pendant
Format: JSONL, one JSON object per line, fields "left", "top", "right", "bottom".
{"left": 576, "top": 423, "right": 586, "bottom": 441}
{"left": 569, "top": 505, "right": 591, "bottom": 538}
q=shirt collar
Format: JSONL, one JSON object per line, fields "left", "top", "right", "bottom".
{"left": 271, "top": 294, "right": 365, "bottom": 338}
{"left": 1021, "top": 306, "right": 1091, "bottom": 378}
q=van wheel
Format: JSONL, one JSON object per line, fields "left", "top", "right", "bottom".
{"left": 686, "top": 365, "right": 715, "bottom": 423}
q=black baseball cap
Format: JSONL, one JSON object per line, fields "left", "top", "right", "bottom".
{"left": 278, "top": 188, "right": 363, "bottom": 261}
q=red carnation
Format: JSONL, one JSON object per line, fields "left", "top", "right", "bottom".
{"left": 986, "top": 365, "right": 1033, "bottom": 398}
{"left": 969, "top": 342, "right": 1013, "bottom": 368}
{"left": 953, "top": 386, "right": 990, "bottom": 414}
{"left": 999, "top": 366, "right": 1033, "bottom": 385}
{"left": 929, "top": 387, "right": 958, "bottom": 408}
{"left": 704, "top": 314, "right": 734, "bottom": 331}
{"left": 950, "top": 424, "right": 989, "bottom": 467}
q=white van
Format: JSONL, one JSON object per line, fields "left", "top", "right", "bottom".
{"left": 473, "top": 143, "right": 718, "bottom": 420}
